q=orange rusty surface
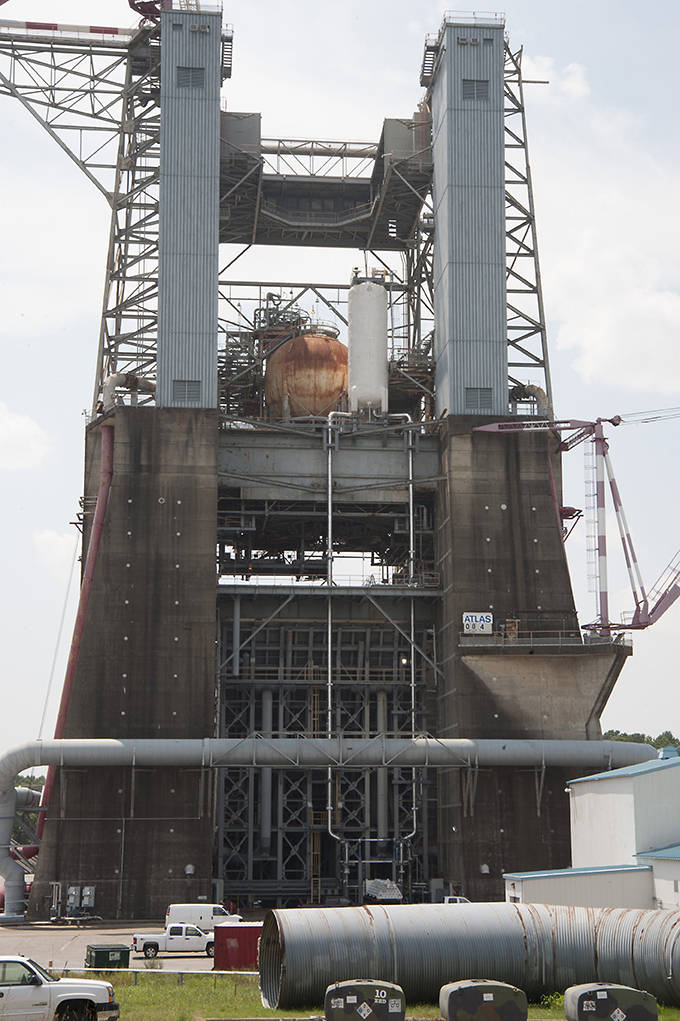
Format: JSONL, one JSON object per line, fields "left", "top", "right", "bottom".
{"left": 264, "top": 333, "right": 348, "bottom": 418}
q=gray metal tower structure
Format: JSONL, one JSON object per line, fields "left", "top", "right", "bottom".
{"left": 0, "top": 7, "right": 630, "bottom": 917}
{"left": 157, "top": 5, "right": 220, "bottom": 408}
{"left": 430, "top": 16, "right": 508, "bottom": 416}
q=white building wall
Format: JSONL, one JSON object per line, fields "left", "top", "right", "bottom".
{"left": 636, "top": 858, "right": 680, "bottom": 910}
{"left": 633, "top": 767, "right": 680, "bottom": 853}
{"left": 505, "top": 870, "right": 654, "bottom": 908}
{"left": 570, "top": 780, "right": 637, "bottom": 866}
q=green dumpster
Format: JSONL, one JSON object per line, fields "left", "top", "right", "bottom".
{"left": 85, "top": 944, "right": 130, "bottom": 969}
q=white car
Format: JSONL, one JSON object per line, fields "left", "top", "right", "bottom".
{"left": 132, "top": 922, "right": 215, "bottom": 958}
{"left": 0, "top": 956, "right": 119, "bottom": 1021}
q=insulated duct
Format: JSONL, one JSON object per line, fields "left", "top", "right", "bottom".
{"left": 259, "top": 903, "right": 680, "bottom": 1008}
{"left": 0, "top": 737, "right": 655, "bottom": 918}
{"left": 101, "top": 372, "right": 156, "bottom": 412}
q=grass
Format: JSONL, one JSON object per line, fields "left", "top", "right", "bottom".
{"left": 80, "top": 972, "right": 680, "bottom": 1021}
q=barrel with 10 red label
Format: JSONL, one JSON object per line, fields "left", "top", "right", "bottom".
{"left": 324, "top": 980, "right": 406, "bottom": 1021}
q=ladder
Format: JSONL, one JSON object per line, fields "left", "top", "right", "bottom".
{"left": 420, "top": 37, "right": 439, "bottom": 86}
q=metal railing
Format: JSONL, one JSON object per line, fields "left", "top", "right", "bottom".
{"left": 459, "top": 630, "right": 633, "bottom": 649}
{"left": 0, "top": 19, "right": 136, "bottom": 40}
{"left": 218, "top": 666, "right": 431, "bottom": 689}
{"left": 442, "top": 10, "right": 505, "bottom": 27}
{"left": 162, "top": 0, "right": 223, "bottom": 13}
{"left": 217, "top": 566, "right": 440, "bottom": 590}
{"left": 59, "top": 967, "right": 256, "bottom": 981}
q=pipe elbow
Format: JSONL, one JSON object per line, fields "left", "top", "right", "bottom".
{"left": 102, "top": 373, "right": 156, "bottom": 412}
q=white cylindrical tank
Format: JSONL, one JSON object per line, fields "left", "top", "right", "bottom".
{"left": 348, "top": 277, "right": 388, "bottom": 414}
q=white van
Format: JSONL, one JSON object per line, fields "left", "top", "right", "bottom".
{"left": 165, "top": 903, "right": 242, "bottom": 932}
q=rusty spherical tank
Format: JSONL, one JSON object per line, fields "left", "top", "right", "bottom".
{"left": 264, "top": 329, "right": 348, "bottom": 418}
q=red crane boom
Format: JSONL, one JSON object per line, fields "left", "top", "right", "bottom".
{"left": 474, "top": 412, "right": 680, "bottom": 633}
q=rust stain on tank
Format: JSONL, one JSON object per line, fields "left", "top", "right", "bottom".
{"left": 513, "top": 901, "right": 530, "bottom": 959}
{"left": 363, "top": 905, "right": 376, "bottom": 927}
{"left": 264, "top": 332, "right": 348, "bottom": 419}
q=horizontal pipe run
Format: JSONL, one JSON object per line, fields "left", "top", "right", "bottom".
{"left": 0, "top": 737, "right": 655, "bottom": 916}
{"left": 0, "top": 737, "right": 654, "bottom": 795}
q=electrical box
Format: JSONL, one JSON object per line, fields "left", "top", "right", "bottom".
{"left": 439, "top": 979, "right": 528, "bottom": 1021}
{"left": 81, "top": 886, "right": 96, "bottom": 909}
{"left": 564, "top": 984, "right": 657, "bottom": 1021}
{"left": 66, "top": 886, "right": 80, "bottom": 909}
{"left": 324, "top": 980, "right": 406, "bottom": 1021}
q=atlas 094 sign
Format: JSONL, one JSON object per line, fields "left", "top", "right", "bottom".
{"left": 462, "top": 612, "right": 493, "bottom": 634}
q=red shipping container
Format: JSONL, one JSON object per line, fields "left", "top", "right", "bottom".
{"left": 213, "top": 921, "right": 262, "bottom": 971}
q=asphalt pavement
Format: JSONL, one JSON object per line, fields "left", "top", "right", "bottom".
{"left": 0, "top": 922, "right": 220, "bottom": 972}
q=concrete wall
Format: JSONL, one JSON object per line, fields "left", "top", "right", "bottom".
{"left": 461, "top": 649, "right": 627, "bottom": 739}
{"left": 30, "top": 407, "right": 219, "bottom": 919}
{"left": 505, "top": 867, "right": 654, "bottom": 908}
{"left": 434, "top": 417, "right": 630, "bottom": 899}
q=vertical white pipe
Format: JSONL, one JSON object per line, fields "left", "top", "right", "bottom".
{"left": 406, "top": 430, "right": 418, "bottom": 845}
{"left": 376, "top": 690, "right": 388, "bottom": 842}
{"left": 261, "top": 689, "right": 273, "bottom": 854}
{"left": 325, "top": 419, "right": 342, "bottom": 850}
{"left": 408, "top": 430, "right": 415, "bottom": 584}
{"left": 232, "top": 596, "right": 241, "bottom": 678}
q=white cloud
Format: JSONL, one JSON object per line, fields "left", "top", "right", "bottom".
{"left": 559, "top": 288, "right": 680, "bottom": 390}
{"left": 0, "top": 404, "right": 51, "bottom": 470}
{"left": 524, "top": 56, "right": 590, "bottom": 102}
{"left": 33, "top": 529, "right": 79, "bottom": 583}
{"left": 523, "top": 57, "right": 680, "bottom": 399}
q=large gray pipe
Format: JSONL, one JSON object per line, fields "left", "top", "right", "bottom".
{"left": 259, "top": 903, "right": 680, "bottom": 1008}
{"left": 0, "top": 737, "right": 655, "bottom": 917}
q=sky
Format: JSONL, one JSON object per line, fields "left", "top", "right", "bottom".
{"left": 0, "top": 0, "right": 679, "bottom": 753}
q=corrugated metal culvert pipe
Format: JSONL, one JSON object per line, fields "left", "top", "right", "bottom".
{"left": 258, "top": 904, "right": 680, "bottom": 1008}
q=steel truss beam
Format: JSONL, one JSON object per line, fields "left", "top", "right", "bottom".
{"left": 1, "top": 26, "right": 551, "bottom": 415}
{"left": 504, "top": 44, "right": 553, "bottom": 405}
{"left": 0, "top": 24, "right": 162, "bottom": 410}
{"left": 259, "top": 139, "right": 377, "bottom": 178}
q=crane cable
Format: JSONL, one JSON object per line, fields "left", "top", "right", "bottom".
{"left": 37, "top": 531, "right": 80, "bottom": 743}
{"left": 618, "top": 405, "right": 680, "bottom": 425}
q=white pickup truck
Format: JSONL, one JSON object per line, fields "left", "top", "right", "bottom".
{"left": 0, "top": 956, "right": 119, "bottom": 1021}
{"left": 132, "top": 922, "right": 215, "bottom": 958}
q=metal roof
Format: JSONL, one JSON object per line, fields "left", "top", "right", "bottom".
{"left": 635, "top": 844, "right": 680, "bottom": 861}
{"left": 503, "top": 864, "right": 652, "bottom": 881}
{"left": 569, "top": 752, "right": 680, "bottom": 785}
